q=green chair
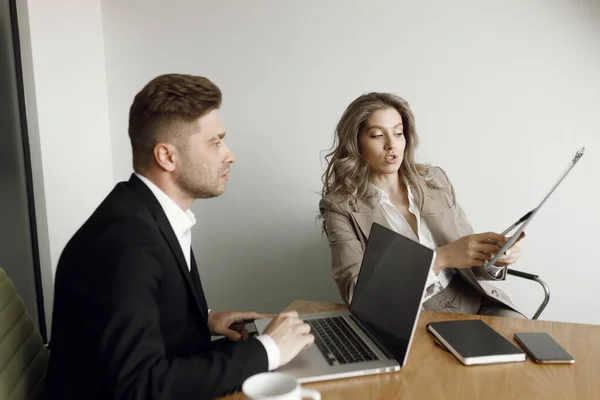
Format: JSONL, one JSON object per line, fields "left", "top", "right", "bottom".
{"left": 0, "top": 268, "right": 48, "bottom": 400}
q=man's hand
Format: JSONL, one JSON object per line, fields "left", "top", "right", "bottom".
{"left": 262, "top": 311, "right": 314, "bottom": 367}
{"left": 208, "top": 311, "right": 275, "bottom": 341}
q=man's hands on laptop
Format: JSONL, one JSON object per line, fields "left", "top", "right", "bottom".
{"left": 208, "top": 311, "right": 275, "bottom": 341}
{"left": 263, "top": 311, "right": 315, "bottom": 366}
{"left": 434, "top": 231, "right": 525, "bottom": 272}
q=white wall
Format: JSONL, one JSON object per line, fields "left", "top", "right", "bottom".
{"left": 17, "top": 0, "right": 114, "bottom": 331}
{"left": 100, "top": 0, "right": 600, "bottom": 324}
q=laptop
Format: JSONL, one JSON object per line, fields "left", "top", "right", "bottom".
{"left": 254, "top": 222, "right": 436, "bottom": 383}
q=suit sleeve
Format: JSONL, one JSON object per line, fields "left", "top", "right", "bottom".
{"left": 319, "top": 197, "right": 364, "bottom": 304}
{"left": 91, "top": 219, "right": 268, "bottom": 400}
{"left": 436, "top": 167, "right": 507, "bottom": 282}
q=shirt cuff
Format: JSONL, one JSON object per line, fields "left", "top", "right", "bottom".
{"left": 255, "top": 334, "right": 280, "bottom": 371}
{"left": 484, "top": 263, "right": 504, "bottom": 278}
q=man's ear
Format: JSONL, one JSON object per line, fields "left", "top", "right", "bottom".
{"left": 153, "top": 143, "right": 177, "bottom": 172}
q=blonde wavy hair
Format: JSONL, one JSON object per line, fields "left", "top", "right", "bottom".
{"left": 322, "top": 92, "right": 438, "bottom": 207}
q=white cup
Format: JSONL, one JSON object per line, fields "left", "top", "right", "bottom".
{"left": 242, "top": 372, "right": 321, "bottom": 400}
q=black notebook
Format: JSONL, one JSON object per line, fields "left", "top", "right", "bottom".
{"left": 426, "top": 320, "right": 526, "bottom": 365}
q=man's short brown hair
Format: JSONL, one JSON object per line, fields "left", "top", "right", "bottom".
{"left": 128, "top": 73, "right": 222, "bottom": 171}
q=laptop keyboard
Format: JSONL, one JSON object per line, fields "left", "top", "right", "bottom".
{"left": 307, "top": 317, "right": 378, "bottom": 366}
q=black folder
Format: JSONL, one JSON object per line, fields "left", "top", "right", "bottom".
{"left": 426, "top": 320, "right": 526, "bottom": 365}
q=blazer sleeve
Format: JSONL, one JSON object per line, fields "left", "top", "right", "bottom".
{"left": 92, "top": 219, "right": 268, "bottom": 400}
{"left": 319, "top": 197, "right": 364, "bottom": 304}
{"left": 436, "top": 167, "right": 507, "bottom": 281}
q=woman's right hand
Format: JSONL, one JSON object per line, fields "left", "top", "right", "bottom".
{"left": 434, "top": 232, "right": 507, "bottom": 272}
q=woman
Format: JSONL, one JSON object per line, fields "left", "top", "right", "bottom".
{"left": 319, "top": 92, "right": 526, "bottom": 318}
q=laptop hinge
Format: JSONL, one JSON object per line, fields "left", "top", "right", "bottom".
{"left": 349, "top": 313, "right": 397, "bottom": 360}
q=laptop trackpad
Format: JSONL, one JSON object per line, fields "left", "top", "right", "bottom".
{"left": 276, "top": 344, "right": 333, "bottom": 379}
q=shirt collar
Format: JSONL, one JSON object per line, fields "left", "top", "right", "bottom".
{"left": 371, "top": 183, "right": 388, "bottom": 203}
{"left": 135, "top": 173, "right": 196, "bottom": 237}
{"left": 371, "top": 182, "right": 417, "bottom": 209}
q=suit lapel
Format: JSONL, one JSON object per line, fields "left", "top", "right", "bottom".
{"left": 351, "top": 194, "right": 419, "bottom": 242}
{"left": 420, "top": 189, "right": 459, "bottom": 247}
{"left": 352, "top": 212, "right": 376, "bottom": 240}
{"left": 155, "top": 212, "right": 208, "bottom": 318}
{"left": 351, "top": 196, "right": 398, "bottom": 240}
{"left": 126, "top": 174, "right": 207, "bottom": 319}
{"left": 190, "top": 250, "right": 209, "bottom": 317}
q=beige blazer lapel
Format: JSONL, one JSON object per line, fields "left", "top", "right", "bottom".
{"left": 350, "top": 195, "right": 418, "bottom": 242}
{"left": 351, "top": 211, "right": 377, "bottom": 240}
{"left": 351, "top": 207, "right": 392, "bottom": 240}
{"left": 420, "top": 189, "right": 459, "bottom": 247}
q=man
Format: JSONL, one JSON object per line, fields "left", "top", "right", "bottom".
{"left": 43, "top": 74, "right": 314, "bottom": 400}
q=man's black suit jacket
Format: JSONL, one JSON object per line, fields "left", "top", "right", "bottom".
{"left": 43, "top": 174, "right": 268, "bottom": 400}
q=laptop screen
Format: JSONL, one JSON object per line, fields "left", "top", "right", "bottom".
{"left": 350, "top": 223, "right": 434, "bottom": 365}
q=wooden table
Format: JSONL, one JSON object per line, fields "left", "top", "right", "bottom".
{"left": 221, "top": 300, "right": 600, "bottom": 399}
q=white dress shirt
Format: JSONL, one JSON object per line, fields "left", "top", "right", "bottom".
{"left": 135, "top": 173, "right": 280, "bottom": 370}
{"left": 372, "top": 184, "right": 454, "bottom": 302}
{"left": 135, "top": 174, "right": 196, "bottom": 270}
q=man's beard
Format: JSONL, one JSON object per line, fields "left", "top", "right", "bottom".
{"left": 175, "top": 157, "right": 224, "bottom": 200}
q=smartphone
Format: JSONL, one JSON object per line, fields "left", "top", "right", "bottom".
{"left": 514, "top": 332, "right": 574, "bottom": 364}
